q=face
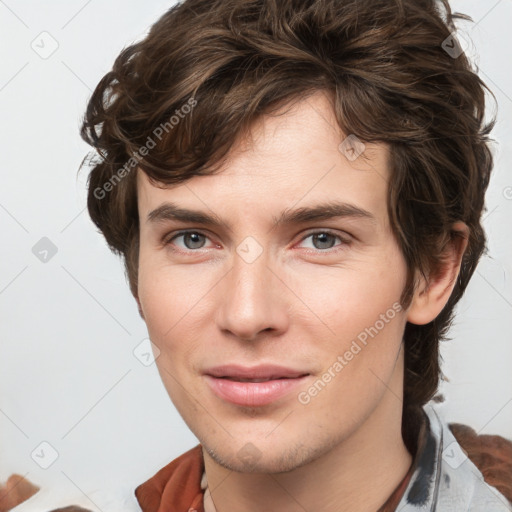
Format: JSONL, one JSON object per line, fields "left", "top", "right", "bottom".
{"left": 136, "top": 90, "right": 411, "bottom": 473}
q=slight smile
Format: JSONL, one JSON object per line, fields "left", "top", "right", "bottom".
{"left": 203, "top": 364, "right": 311, "bottom": 407}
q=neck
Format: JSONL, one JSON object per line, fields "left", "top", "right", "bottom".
{"left": 203, "top": 365, "right": 414, "bottom": 512}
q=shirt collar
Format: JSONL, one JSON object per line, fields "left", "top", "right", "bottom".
{"left": 396, "top": 403, "right": 512, "bottom": 511}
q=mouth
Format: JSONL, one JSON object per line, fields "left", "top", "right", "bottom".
{"left": 203, "top": 364, "right": 311, "bottom": 407}
{"left": 217, "top": 376, "right": 305, "bottom": 382}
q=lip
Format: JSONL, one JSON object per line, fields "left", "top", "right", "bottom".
{"left": 204, "top": 364, "right": 309, "bottom": 380}
{"left": 203, "top": 364, "right": 310, "bottom": 407}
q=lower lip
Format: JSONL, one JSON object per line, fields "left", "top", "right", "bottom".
{"left": 204, "top": 375, "right": 309, "bottom": 407}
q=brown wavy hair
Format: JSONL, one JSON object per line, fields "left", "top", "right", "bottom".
{"left": 79, "top": 0, "right": 496, "bottom": 453}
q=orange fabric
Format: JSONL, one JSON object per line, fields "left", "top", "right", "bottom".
{"left": 135, "top": 426, "right": 512, "bottom": 511}
{"left": 4, "top": 422, "right": 510, "bottom": 511}
{"left": 135, "top": 445, "right": 205, "bottom": 512}
{"left": 134, "top": 444, "right": 415, "bottom": 512}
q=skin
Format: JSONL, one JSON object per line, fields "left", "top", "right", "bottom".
{"left": 135, "top": 90, "right": 468, "bottom": 511}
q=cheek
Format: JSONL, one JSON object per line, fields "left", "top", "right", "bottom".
{"left": 138, "top": 254, "right": 180, "bottom": 354}
{"left": 321, "top": 264, "right": 406, "bottom": 335}
{"left": 309, "top": 250, "right": 408, "bottom": 378}
{"left": 138, "top": 249, "right": 192, "bottom": 328}
{"left": 137, "top": 269, "right": 171, "bottom": 335}
{"left": 137, "top": 265, "right": 202, "bottom": 405}
{"left": 137, "top": 253, "right": 213, "bottom": 366}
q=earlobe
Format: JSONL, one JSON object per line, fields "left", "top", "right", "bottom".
{"left": 406, "top": 222, "right": 469, "bottom": 326}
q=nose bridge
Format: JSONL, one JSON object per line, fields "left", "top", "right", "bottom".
{"left": 230, "top": 243, "right": 271, "bottom": 313}
{"left": 216, "top": 239, "right": 286, "bottom": 340}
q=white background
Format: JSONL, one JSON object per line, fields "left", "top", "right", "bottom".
{"left": 1, "top": 0, "right": 511, "bottom": 502}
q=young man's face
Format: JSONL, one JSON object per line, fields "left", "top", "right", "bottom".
{"left": 136, "top": 90, "right": 413, "bottom": 473}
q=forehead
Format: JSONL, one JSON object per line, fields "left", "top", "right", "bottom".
{"left": 136, "top": 91, "right": 390, "bottom": 225}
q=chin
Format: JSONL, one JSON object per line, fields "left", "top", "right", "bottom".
{"left": 203, "top": 437, "right": 323, "bottom": 474}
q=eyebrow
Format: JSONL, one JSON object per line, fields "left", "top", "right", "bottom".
{"left": 146, "top": 200, "right": 377, "bottom": 231}
{"left": 146, "top": 201, "right": 377, "bottom": 230}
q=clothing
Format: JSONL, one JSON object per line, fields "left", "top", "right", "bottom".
{"left": 200, "top": 437, "right": 418, "bottom": 512}
{"left": 134, "top": 402, "right": 512, "bottom": 511}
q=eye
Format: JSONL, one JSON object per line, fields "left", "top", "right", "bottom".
{"left": 163, "top": 230, "right": 351, "bottom": 253}
{"left": 165, "top": 231, "right": 215, "bottom": 251}
{"left": 298, "top": 231, "right": 350, "bottom": 252}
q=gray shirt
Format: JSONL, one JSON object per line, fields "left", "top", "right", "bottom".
{"left": 396, "top": 403, "right": 512, "bottom": 511}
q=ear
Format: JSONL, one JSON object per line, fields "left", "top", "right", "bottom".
{"left": 406, "top": 221, "right": 469, "bottom": 325}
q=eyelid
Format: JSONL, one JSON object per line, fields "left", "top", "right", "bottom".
{"left": 297, "top": 229, "right": 352, "bottom": 251}
{"left": 299, "top": 228, "right": 351, "bottom": 241}
{"left": 163, "top": 229, "right": 218, "bottom": 250}
{"left": 163, "top": 228, "right": 352, "bottom": 253}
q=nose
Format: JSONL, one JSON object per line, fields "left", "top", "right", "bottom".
{"left": 215, "top": 248, "right": 289, "bottom": 342}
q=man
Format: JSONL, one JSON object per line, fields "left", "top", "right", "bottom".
{"left": 79, "top": 0, "right": 512, "bottom": 510}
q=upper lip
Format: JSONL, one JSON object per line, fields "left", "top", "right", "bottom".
{"left": 204, "top": 364, "right": 310, "bottom": 379}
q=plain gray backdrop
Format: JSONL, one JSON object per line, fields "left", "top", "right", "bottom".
{"left": 1, "top": 0, "right": 511, "bottom": 500}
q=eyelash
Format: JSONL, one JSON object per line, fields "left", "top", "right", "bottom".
{"left": 163, "top": 229, "right": 351, "bottom": 254}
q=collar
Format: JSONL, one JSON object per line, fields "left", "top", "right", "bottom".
{"left": 134, "top": 403, "right": 512, "bottom": 512}
{"left": 395, "top": 403, "right": 512, "bottom": 511}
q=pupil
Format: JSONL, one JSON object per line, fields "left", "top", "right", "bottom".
{"left": 186, "top": 233, "right": 204, "bottom": 249}
{"left": 314, "top": 233, "right": 334, "bottom": 249}
{"left": 183, "top": 233, "right": 335, "bottom": 250}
